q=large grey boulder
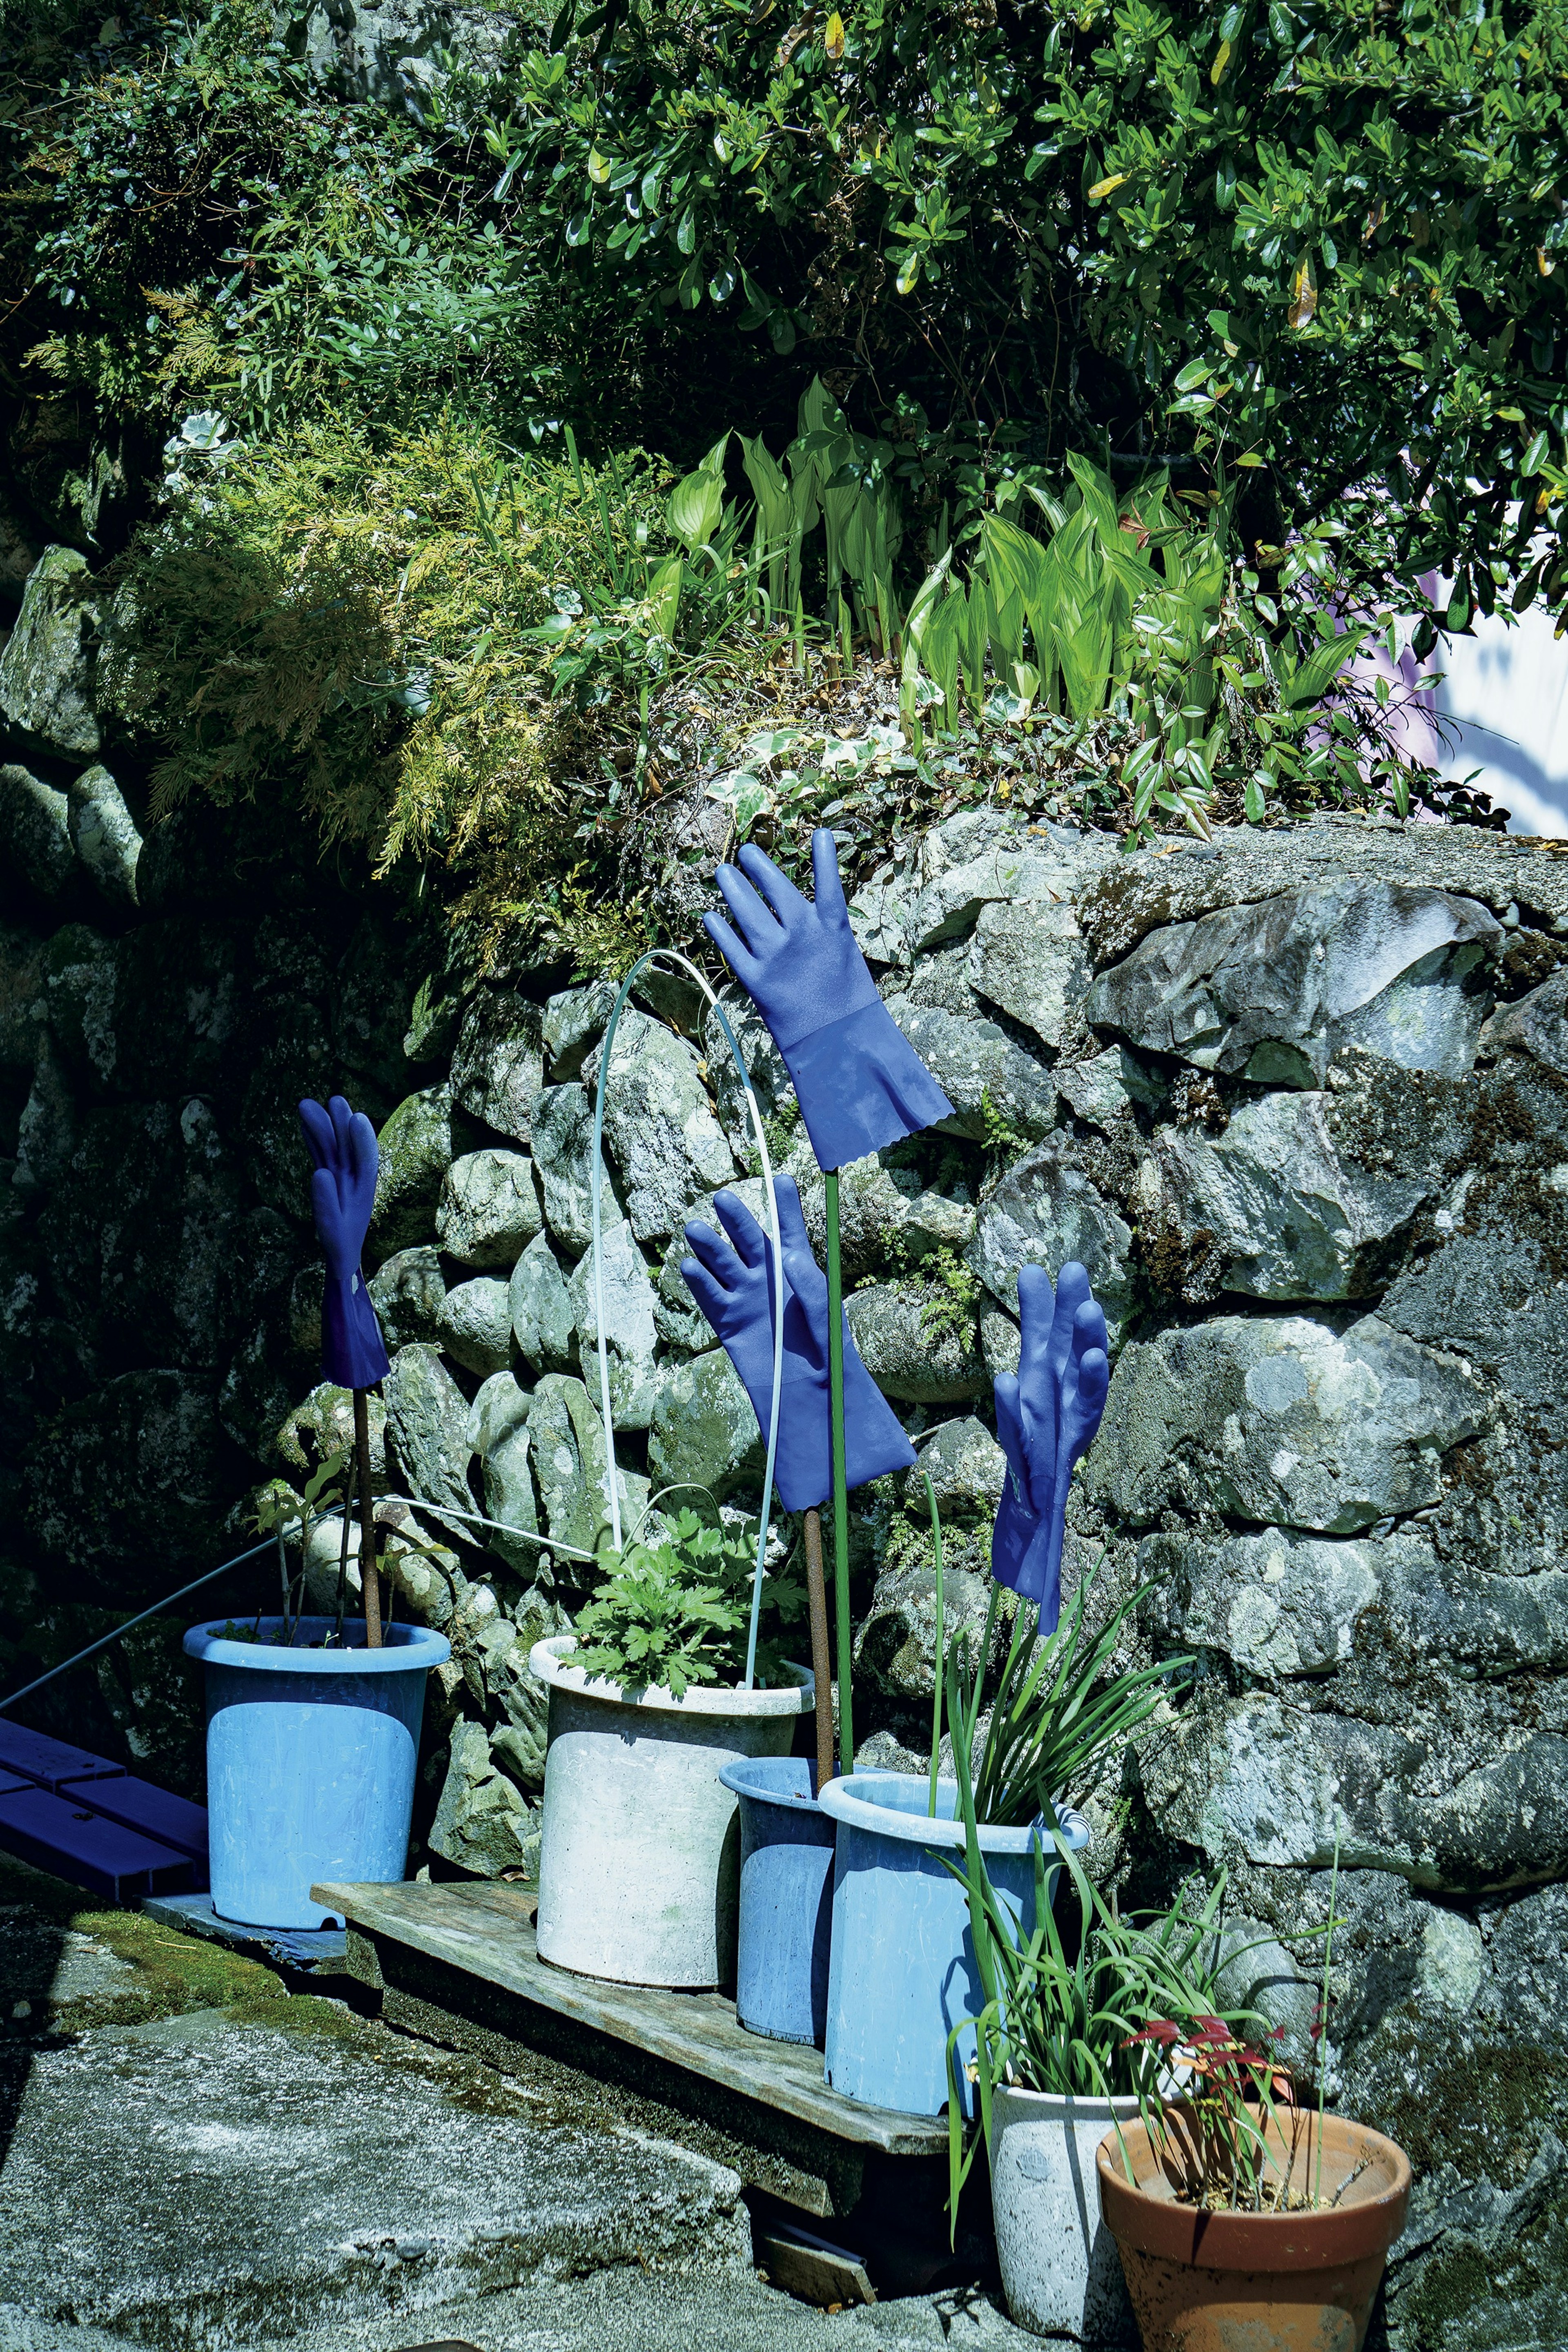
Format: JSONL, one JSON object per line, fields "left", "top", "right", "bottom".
{"left": 428, "top": 1717, "right": 536, "bottom": 1877}
{"left": 857, "top": 1552, "right": 995, "bottom": 1705}
{"left": 969, "top": 1141, "right": 1139, "bottom": 1345}
{"left": 969, "top": 893, "right": 1091, "bottom": 1049}
{"left": 847, "top": 1283, "right": 987, "bottom": 1404}
{"left": 585, "top": 1010, "right": 737, "bottom": 1242}
{"left": 367, "top": 1244, "right": 445, "bottom": 1348}
{"left": 435, "top": 1274, "right": 512, "bottom": 1377}
{"left": 703, "top": 985, "right": 792, "bottom": 1156}
{"left": 1085, "top": 880, "right": 1502, "bottom": 1085}
{"left": 901, "top": 813, "right": 1105, "bottom": 954}
{"left": 530, "top": 1082, "right": 623, "bottom": 1255}
{"left": 370, "top": 1084, "right": 453, "bottom": 1258}
{"left": 1088, "top": 1311, "right": 1483, "bottom": 1533}
{"left": 451, "top": 994, "right": 544, "bottom": 1147}
{"left": 510, "top": 1229, "right": 577, "bottom": 1371}
{"left": 788, "top": 1150, "right": 975, "bottom": 1287}
{"left": 1480, "top": 964, "right": 1568, "bottom": 1074}
{"left": 0, "top": 765, "right": 73, "bottom": 900}
{"left": 901, "top": 1415, "right": 1007, "bottom": 1521}
{"left": 1155, "top": 1088, "right": 1432, "bottom": 1299}
{"left": 0, "top": 545, "right": 99, "bottom": 755}
{"left": 277, "top": 1381, "right": 387, "bottom": 1481}
{"left": 1057, "top": 1045, "right": 1165, "bottom": 1129}
{"left": 65, "top": 765, "right": 140, "bottom": 909}
{"left": 543, "top": 978, "right": 616, "bottom": 1082}
{"left": 435, "top": 1147, "right": 542, "bottom": 1269}
{"left": 648, "top": 1348, "right": 765, "bottom": 1504}
{"left": 882, "top": 996, "right": 1057, "bottom": 1145}
{"left": 466, "top": 1370, "right": 539, "bottom": 1573}
{"left": 566, "top": 1215, "right": 660, "bottom": 1428}
{"left": 528, "top": 1371, "right": 648, "bottom": 1564}
{"left": 383, "top": 1341, "right": 473, "bottom": 1524}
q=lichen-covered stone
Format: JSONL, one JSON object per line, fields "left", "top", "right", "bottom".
{"left": 584, "top": 1009, "right": 736, "bottom": 1243}
{"left": 0, "top": 765, "right": 73, "bottom": 900}
{"left": 528, "top": 1371, "right": 648, "bottom": 1566}
{"left": 786, "top": 1150, "right": 975, "bottom": 1288}
{"left": 367, "top": 1244, "right": 445, "bottom": 1348}
{"left": 435, "top": 1274, "right": 513, "bottom": 1377}
{"left": 648, "top": 1348, "right": 765, "bottom": 1504}
{"left": 901, "top": 1415, "right": 1006, "bottom": 1521}
{"left": 703, "top": 985, "right": 791, "bottom": 1157}
{"left": 542, "top": 978, "right": 617, "bottom": 1082}
{"left": 450, "top": 993, "right": 543, "bottom": 1146}
{"left": 969, "top": 1141, "right": 1138, "bottom": 1344}
{"left": 846, "top": 1283, "right": 986, "bottom": 1404}
{"left": 882, "top": 996, "right": 1056, "bottom": 1145}
{"left": 566, "top": 1215, "right": 660, "bottom": 1428}
{"left": 1089, "top": 1310, "right": 1483, "bottom": 1533}
{"left": 857, "top": 1553, "right": 994, "bottom": 1706}
{"left": 510, "top": 1229, "right": 577, "bottom": 1372}
{"left": 429, "top": 1717, "right": 536, "bottom": 1877}
{"left": 66, "top": 764, "right": 140, "bottom": 909}
{"left": 370, "top": 1084, "right": 453, "bottom": 1258}
{"left": 435, "top": 1147, "right": 541, "bottom": 1270}
{"left": 1480, "top": 964, "right": 1568, "bottom": 1074}
{"left": 276, "top": 1382, "right": 387, "bottom": 1481}
{"left": 383, "top": 1341, "right": 473, "bottom": 1523}
{"left": 1057, "top": 1046, "right": 1165, "bottom": 1129}
{"left": 466, "top": 1370, "right": 539, "bottom": 1574}
{"left": 969, "top": 893, "right": 1091, "bottom": 1049}
{"left": 529, "top": 1082, "right": 623, "bottom": 1256}
{"left": 0, "top": 544, "right": 99, "bottom": 756}
{"left": 1085, "top": 880, "right": 1502, "bottom": 1085}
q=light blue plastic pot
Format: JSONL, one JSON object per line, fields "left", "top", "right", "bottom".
{"left": 718, "top": 1754, "right": 836, "bottom": 2046}
{"left": 184, "top": 1615, "right": 450, "bottom": 1930}
{"left": 816, "top": 1772, "right": 1091, "bottom": 2118}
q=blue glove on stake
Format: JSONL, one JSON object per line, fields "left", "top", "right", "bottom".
{"left": 991, "top": 1262, "right": 1109, "bottom": 1635}
{"left": 704, "top": 829, "right": 954, "bottom": 1172}
{"left": 299, "top": 1094, "right": 391, "bottom": 1391}
{"left": 681, "top": 1176, "right": 916, "bottom": 1512}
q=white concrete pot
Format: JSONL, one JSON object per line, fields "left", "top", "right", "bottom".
{"left": 991, "top": 2083, "right": 1143, "bottom": 2342}
{"left": 529, "top": 1635, "right": 813, "bottom": 1988}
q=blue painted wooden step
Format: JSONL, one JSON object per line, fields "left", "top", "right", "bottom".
{"left": 0, "top": 1721, "right": 128, "bottom": 1791}
{"left": 0, "top": 1786, "right": 197, "bottom": 1901}
{"left": 60, "top": 1773, "right": 209, "bottom": 1866}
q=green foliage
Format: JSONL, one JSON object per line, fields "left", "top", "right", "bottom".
{"left": 946, "top": 1561, "right": 1191, "bottom": 1829}
{"left": 573, "top": 1506, "right": 804, "bottom": 1697}
{"left": 498, "top": 0, "right": 1568, "bottom": 621}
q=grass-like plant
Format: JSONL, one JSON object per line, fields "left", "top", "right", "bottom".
{"left": 943, "top": 1559, "right": 1191, "bottom": 1831}
{"left": 573, "top": 1506, "right": 804, "bottom": 1699}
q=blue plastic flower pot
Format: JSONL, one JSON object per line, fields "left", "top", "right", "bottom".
{"left": 718, "top": 1754, "right": 836, "bottom": 2046}
{"left": 184, "top": 1614, "right": 450, "bottom": 1930}
{"left": 816, "top": 1772, "right": 1091, "bottom": 2118}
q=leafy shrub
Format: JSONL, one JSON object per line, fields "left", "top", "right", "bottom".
{"left": 573, "top": 1506, "right": 805, "bottom": 1696}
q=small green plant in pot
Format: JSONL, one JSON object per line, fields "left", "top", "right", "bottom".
{"left": 530, "top": 1502, "right": 814, "bottom": 1991}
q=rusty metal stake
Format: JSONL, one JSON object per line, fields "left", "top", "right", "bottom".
{"left": 354, "top": 1388, "right": 381, "bottom": 1649}
{"left": 803, "top": 1507, "right": 834, "bottom": 1795}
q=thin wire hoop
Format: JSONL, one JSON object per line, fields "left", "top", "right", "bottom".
{"left": 590, "top": 950, "right": 784, "bottom": 1690}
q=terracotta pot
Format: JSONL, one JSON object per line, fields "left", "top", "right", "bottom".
{"left": 1096, "top": 2109, "right": 1411, "bottom": 2352}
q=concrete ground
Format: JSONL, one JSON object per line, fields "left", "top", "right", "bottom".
{"left": 0, "top": 1853, "right": 1031, "bottom": 2352}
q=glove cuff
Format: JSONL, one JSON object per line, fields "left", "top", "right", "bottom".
{"left": 781, "top": 998, "right": 954, "bottom": 1170}
{"left": 321, "top": 1270, "right": 391, "bottom": 1391}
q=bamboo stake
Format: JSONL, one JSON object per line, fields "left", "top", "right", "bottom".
{"left": 354, "top": 1388, "right": 382, "bottom": 1649}
{"left": 803, "top": 1507, "right": 835, "bottom": 1795}
{"left": 824, "top": 1169, "right": 853, "bottom": 1775}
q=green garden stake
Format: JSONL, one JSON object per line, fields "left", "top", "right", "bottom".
{"left": 924, "top": 1468, "right": 944, "bottom": 1818}
{"left": 824, "top": 1167, "right": 853, "bottom": 1774}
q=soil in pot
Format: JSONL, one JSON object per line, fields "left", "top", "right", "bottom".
{"left": 1095, "top": 2110, "right": 1411, "bottom": 2352}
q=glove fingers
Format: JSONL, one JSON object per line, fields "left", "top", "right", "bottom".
{"left": 810, "top": 827, "right": 849, "bottom": 923}
{"left": 298, "top": 1098, "right": 336, "bottom": 1172}
{"left": 738, "top": 840, "right": 810, "bottom": 925}
{"left": 328, "top": 1095, "right": 355, "bottom": 1162}
{"left": 702, "top": 910, "right": 762, "bottom": 992}
{"left": 682, "top": 1219, "right": 738, "bottom": 1287}
{"left": 679, "top": 1256, "right": 730, "bottom": 1336}
{"left": 1014, "top": 1264, "right": 1056, "bottom": 1424}
{"left": 345, "top": 1110, "right": 379, "bottom": 1197}
{"left": 713, "top": 1189, "right": 768, "bottom": 1269}
{"left": 1071, "top": 1295, "right": 1109, "bottom": 1363}
{"left": 992, "top": 1373, "right": 1029, "bottom": 1487}
{"left": 1048, "top": 1262, "right": 1092, "bottom": 1386}
{"left": 771, "top": 1174, "right": 811, "bottom": 1258}
{"left": 715, "top": 862, "right": 785, "bottom": 957}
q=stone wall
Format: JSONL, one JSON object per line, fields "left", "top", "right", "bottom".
{"left": 2, "top": 523, "right": 1566, "bottom": 2345}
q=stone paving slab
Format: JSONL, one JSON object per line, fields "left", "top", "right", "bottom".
{"left": 0, "top": 2004, "right": 751, "bottom": 2351}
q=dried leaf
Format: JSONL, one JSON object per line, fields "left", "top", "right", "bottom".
{"left": 1539, "top": 246, "right": 1557, "bottom": 277}
{"left": 1210, "top": 36, "right": 1231, "bottom": 82}
{"left": 824, "top": 9, "right": 844, "bottom": 59}
{"left": 1287, "top": 256, "right": 1317, "bottom": 330}
{"left": 1089, "top": 172, "right": 1128, "bottom": 201}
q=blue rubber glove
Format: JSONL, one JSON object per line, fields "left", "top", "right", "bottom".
{"left": 991, "top": 1262, "right": 1109, "bottom": 1635}
{"left": 681, "top": 1175, "right": 915, "bottom": 1512}
{"left": 703, "top": 829, "right": 953, "bottom": 1171}
{"left": 298, "top": 1094, "right": 391, "bottom": 1391}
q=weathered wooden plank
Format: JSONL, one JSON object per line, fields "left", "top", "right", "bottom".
{"left": 313, "top": 1877, "right": 947, "bottom": 2159}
